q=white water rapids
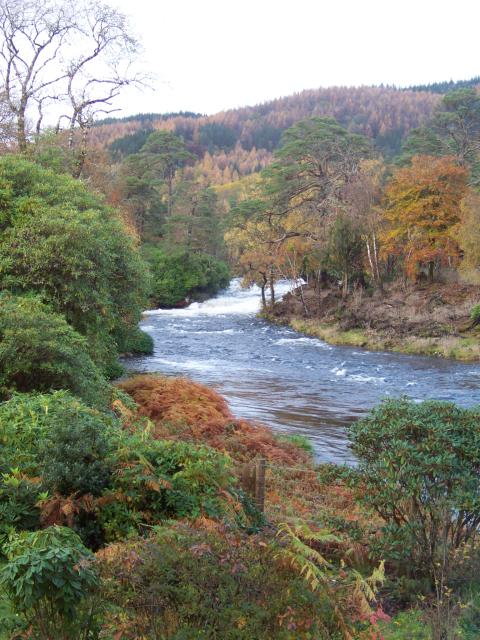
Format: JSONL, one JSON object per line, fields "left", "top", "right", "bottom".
{"left": 125, "top": 279, "right": 480, "bottom": 463}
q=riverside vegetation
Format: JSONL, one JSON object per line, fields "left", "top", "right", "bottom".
{"left": 0, "top": 1, "right": 480, "bottom": 638}
{"left": 95, "top": 84, "right": 480, "bottom": 357}
{"left": 0, "top": 161, "right": 479, "bottom": 638}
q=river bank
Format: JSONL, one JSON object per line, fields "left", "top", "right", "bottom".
{"left": 264, "top": 281, "right": 480, "bottom": 362}
{"left": 126, "top": 279, "right": 480, "bottom": 463}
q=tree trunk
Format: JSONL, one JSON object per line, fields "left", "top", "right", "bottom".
{"left": 72, "top": 124, "right": 89, "bottom": 178}
{"left": 298, "top": 283, "right": 309, "bottom": 316}
{"left": 269, "top": 272, "right": 275, "bottom": 305}
{"left": 167, "top": 173, "right": 173, "bottom": 217}
{"left": 373, "top": 233, "right": 381, "bottom": 283}
{"left": 342, "top": 271, "right": 348, "bottom": 298}
{"left": 260, "top": 284, "right": 266, "bottom": 308}
{"left": 17, "top": 109, "right": 27, "bottom": 152}
{"left": 428, "top": 261, "right": 435, "bottom": 283}
{"left": 366, "top": 237, "right": 375, "bottom": 283}
{"left": 318, "top": 269, "right": 328, "bottom": 290}
{"left": 260, "top": 273, "right": 267, "bottom": 308}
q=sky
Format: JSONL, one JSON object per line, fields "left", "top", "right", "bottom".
{"left": 107, "top": 0, "right": 480, "bottom": 117}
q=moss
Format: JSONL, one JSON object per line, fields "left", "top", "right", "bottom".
{"left": 271, "top": 316, "right": 480, "bottom": 362}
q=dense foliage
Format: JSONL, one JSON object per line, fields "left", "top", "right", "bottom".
{"left": 382, "top": 156, "right": 468, "bottom": 280}
{"left": 0, "top": 388, "right": 245, "bottom": 549}
{"left": 349, "top": 398, "right": 480, "bottom": 580}
{"left": 0, "top": 391, "right": 116, "bottom": 487}
{"left": 149, "top": 249, "right": 230, "bottom": 307}
{"left": 225, "top": 90, "right": 480, "bottom": 301}
{"left": 1, "top": 527, "right": 99, "bottom": 640}
{"left": 0, "top": 156, "right": 150, "bottom": 374}
{"left": 0, "top": 294, "right": 109, "bottom": 406}
{"left": 98, "top": 523, "right": 347, "bottom": 639}
{"left": 92, "top": 85, "right": 441, "bottom": 158}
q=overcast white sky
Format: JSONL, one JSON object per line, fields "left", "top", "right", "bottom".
{"left": 108, "top": 0, "right": 480, "bottom": 116}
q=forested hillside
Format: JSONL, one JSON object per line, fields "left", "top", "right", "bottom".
{"left": 92, "top": 85, "right": 441, "bottom": 164}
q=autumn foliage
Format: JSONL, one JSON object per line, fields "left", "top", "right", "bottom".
{"left": 118, "top": 374, "right": 310, "bottom": 465}
{"left": 381, "top": 155, "right": 468, "bottom": 279}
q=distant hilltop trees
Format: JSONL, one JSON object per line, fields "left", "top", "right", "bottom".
{"left": 94, "top": 111, "right": 204, "bottom": 127}
{"left": 91, "top": 85, "right": 442, "bottom": 160}
{"left": 405, "top": 76, "right": 480, "bottom": 94}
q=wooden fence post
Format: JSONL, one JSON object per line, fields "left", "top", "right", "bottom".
{"left": 255, "top": 458, "right": 266, "bottom": 513}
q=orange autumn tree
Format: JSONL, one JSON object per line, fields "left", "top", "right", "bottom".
{"left": 381, "top": 155, "right": 468, "bottom": 282}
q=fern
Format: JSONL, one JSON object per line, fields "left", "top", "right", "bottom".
{"left": 351, "top": 560, "right": 386, "bottom": 619}
{"left": 275, "top": 522, "right": 339, "bottom": 590}
{"left": 275, "top": 521, "right": 385, "bottom": 639}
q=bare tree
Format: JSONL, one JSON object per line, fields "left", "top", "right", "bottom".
{"left": 0, "top": 0, "right": 145, "bottom": 163}
{"left": 61, "top": 2, "right": 145, "bottom": 175}
{"left": 0, "top": 89, "right": 17, "bottom": 148}
{"left": 0, "top": 0, "right": 74, "bottom": 150}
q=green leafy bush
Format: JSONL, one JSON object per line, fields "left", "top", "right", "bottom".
{"left": 100, "top": 436, "right": 236, "bottom": 541}
{"left": 0, "top": 391, "right": 120, "bottom": 549}
{"left": 118, "top": 326, "right": 154, "bottom": 355}
{"left": 0, "top": 155, "right": 149, "bottom": 375}
{"left": 0, "top": 471, "right": 44, "bottom": 547}
{"left": 0, "top": 293, "right": 109, "bottom": 406}
{"left": 149, "top": 248, "right": 230, "bottom": 307}
{"left": 0, "top": 526, "right": 99, "bottom": 640}
{"left": 40, "top": 409, "right": 115, "bottom": 499}
{"left": 0, "top": 391, "right": 247, "bottom": 547}
{"left": 348, "top": 398, "right": 480, "bottom": 580}
{"left": 0, "top": 391, "right": 119, "bottom": 493}
{"left": 471, "top": 303, "right": 480, "bottom": 324}
{"left": 379, "top": 609, "right": 429, "bottom": 639}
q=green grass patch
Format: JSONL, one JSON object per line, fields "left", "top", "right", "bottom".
{"left": 277, "top": 433, "right": 315, "bottom": 456}
{"left": 380, "top": 609, "right": 429, "bottom": 639}
{"left": 285, "top": 318, "right": 480, "bottom": 361}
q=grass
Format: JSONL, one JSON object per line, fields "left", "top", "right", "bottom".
{"left": 287, "top": 318, "right": 480, "bottom": 361}
{"left": 379, "top": 610, "right": 430, "bottom": 639}
{"left": 277, "top": 433, "right": 315, "bottom": 456}
{"left": 379, "top": 585, "right": 480, "bottom": 640}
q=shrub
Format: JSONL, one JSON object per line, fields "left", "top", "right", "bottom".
{"left": 118, "top": 326, "right": 154, "bottom": 355}
{"left": 148, "top": 248, "right": 230, "bottom": 307}
{"left": 100, "top": 436, "right": 236, "bottom": 541}
{"left": 0, "top": 391, "right": 118, "bottom": 493}
{"left": 0, "top": 471, "right": 44, "bottom": 548}
{"left": 40, "top": 407, "right": 115, "bottom": 499}
{"left": 0, "top": 526, "right": 99, "bottom": 640}
{"left": 119, "top": 374, "right": 311, "bottom": 465}
{"left": 0, "top": 293, "right": 109, "bottom": 406}
{"left": 98, "top": 523, "right": 327, "bottom": 639}
{"left": 0, "top": 392, "right": 120, "bottom": 549}
{"left": 348, "top": 398, "right": 480, "bottom": 581}
{"left": 471, "top": 303, "right": 480, "bottom": 324}
{"left": 98, "top": 521, "right": 385, "bottom": 639}
{"left": 0, "top": 155, "right": 149, "bottom": 375}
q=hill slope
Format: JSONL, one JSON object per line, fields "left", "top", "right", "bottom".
{"left": 91, "top": 85, "right": 441, "bottom": 161}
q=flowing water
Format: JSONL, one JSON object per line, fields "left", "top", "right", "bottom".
{"left": 125, "top": 279, "right": 480, "bottom": 464}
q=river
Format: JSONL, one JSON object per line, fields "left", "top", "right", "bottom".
{"left": 125, "top": 279, "right": 480, "bottom": 464}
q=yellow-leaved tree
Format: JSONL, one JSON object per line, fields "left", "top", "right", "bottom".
{"left": 381, "top": 155, "right": 468, "bottom": 281}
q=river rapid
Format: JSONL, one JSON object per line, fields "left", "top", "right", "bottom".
{"left": 125, "top": 279, "right": 480, "bottom": 464}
